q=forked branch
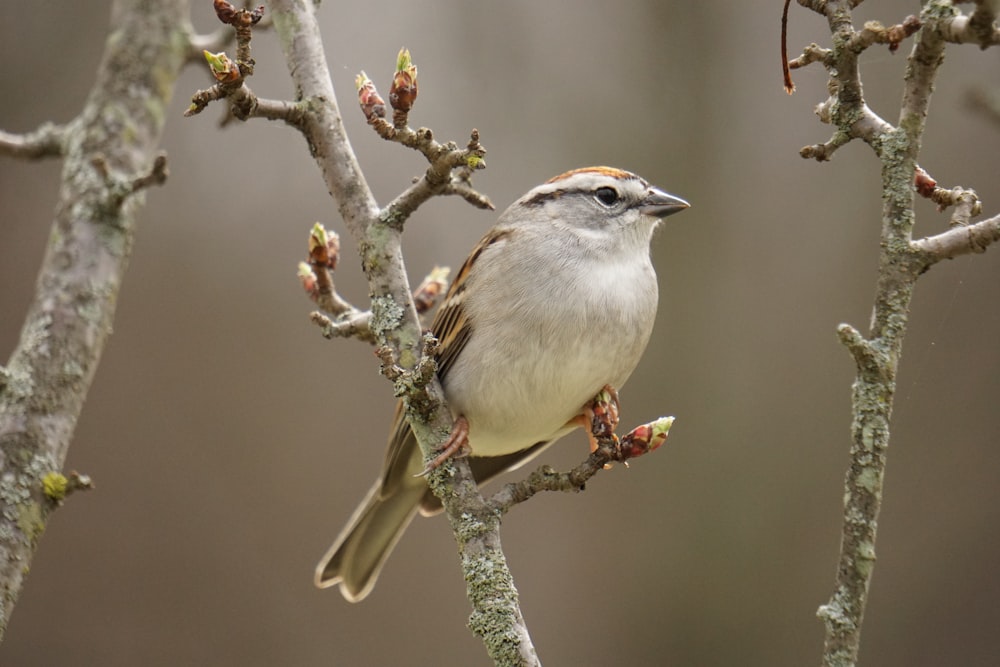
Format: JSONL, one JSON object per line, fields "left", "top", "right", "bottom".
{"left": 786, "top": 2, "right": 1000, "bottom": 665}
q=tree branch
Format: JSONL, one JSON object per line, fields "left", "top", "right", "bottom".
{"left": 935, "top": 1, "right": 1000, "bottom": 47}
{"left": 790, "top": 1, "right": 1000, "bottom": 665}
{"left": 263, "top": 2, "right": 537, "bottom": 663}
{"left": 912, "top": 212, "right": 1000, "bottom": 263}
{"left": 0, "top": 0, "right": 188, "bottom": 639}
{"left": 490, "top": 417, "right": 674, "bottom": 514}
{"left": 380, "top": 129, "right": 494, "bottom": 224}
{"left": 0, "top": 123, "right": 68, "bottom": 159}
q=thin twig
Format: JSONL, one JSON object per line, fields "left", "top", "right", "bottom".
{"left": 310, "top": 311, "right": 374, "bottom": 343}
{"left": 912, "top": 212, "right": 1000, "bottom": 264}
{"left": 0, "top": 123, "right": 68, "bottom": 159}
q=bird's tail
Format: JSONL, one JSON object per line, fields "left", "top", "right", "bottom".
{"left": 314, "top": 476, "right": 427, "bottom": 602}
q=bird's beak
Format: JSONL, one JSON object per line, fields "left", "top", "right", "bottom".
{"left": 639, "top": 189, "right": 690, "bottom": 218}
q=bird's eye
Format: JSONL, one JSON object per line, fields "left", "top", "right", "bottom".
{"left": 594, "top": 186, "right": 619, "bottom": 207}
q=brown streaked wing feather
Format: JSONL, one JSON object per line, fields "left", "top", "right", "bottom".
{"left": 380, "top": 229, "right": 512, "bottom": 494}
{"left": 430, "top": 290, "right": 471, "bottom": 381}
{"left": 433, "top": 228, "right": 513, "bottom": 381}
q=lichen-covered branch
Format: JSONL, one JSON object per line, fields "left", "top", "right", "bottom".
{"left": 304, "top": 259, "right": 449, "bottom": 344}
{"left": 0, "top": 0, "right": 188, "bottom": 639}
{"left": 262, "top": 2, "right": 537, "bottom": 663}
{"left": 790, "top": 1, "right": 1000, "bottom": 666}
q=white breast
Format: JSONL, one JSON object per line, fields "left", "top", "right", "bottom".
{"left": 443, "top": 238, "right": 658, "bottom": 457}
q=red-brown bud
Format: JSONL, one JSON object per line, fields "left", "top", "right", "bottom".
{"left": 887, "top": 15, "right": 921, "bottom": 53}
{"left": 388, "top": 48, "right": 418, "bottom": 113}
{"left": 298, "top": 262, "right": 318, "bottom": 298}
{"left": 617, "top": 417, "right": 674, "bottom": 460}
{"left": 914, "top": 166, "right": 937, "bottom": 198}
{"left": 588, "top": 388, "right": 621, "bottom": 442}
{"left": 203, "top": 51, "right": 241, "bottom": 83}
{"left": 214, "top": 0, "right": 238, "bottom": 23}
{"left": 356, "top": 72, "right": 387, "bottom": 121}
{"left": 214, "top": 0, "right": 264, "bottom": 27}
{"left": 308, "top": 223, "right": 339, "bottom": 270}
{"left": 412, "top": 266, "right": 450, "bottom": 314}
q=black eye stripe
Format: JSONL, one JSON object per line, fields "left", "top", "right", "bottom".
{"left": 520, "top": 181, "right": 635, "bottom": 208}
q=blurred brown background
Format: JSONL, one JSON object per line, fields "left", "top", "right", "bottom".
{"left": 2, "top": 1, "right": 999, "bottom": 665}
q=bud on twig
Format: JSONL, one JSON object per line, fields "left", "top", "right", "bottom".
{"left": 213, "top": 0, "right": 239, "bottom": 23}
{"left": 588, "top": 387, "right": 621, "bottom": 442}
{"left": 203, "top": 50, "right": 241, "bottom": 83}
{"left": 302, "top": 223, "right": 338, "bottom": 305}
{"left": 913, "top": 166, "right": 937, "bottom": 198}
{"left": 617, "top": 417, "right": 674, "bottom": 460}
{"left": 413, "top": 266, "right": 450, "bottom": 314}
{"left": 389, "top": 48, "right": 419, "bottom": 114}
{"left": 885, "top": 15, "right": 921, "bottom": 53}
{"left": 298, "top": 262, "right": 318, "bottom": 298}
{"left": 356, "top": 71, "right": 387, "bottom": 121}
{"left": 308, "top": 222, "right": 340, "bottom": 270}
{"left": 214, "top": 0, "right": 265, "bottom": 27}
